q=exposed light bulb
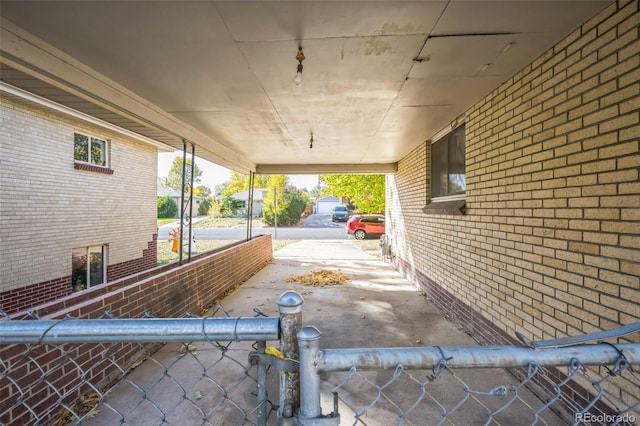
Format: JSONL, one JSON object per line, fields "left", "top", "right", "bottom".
{"left": 294, "top": 48, "right": 305, "bottom": 86}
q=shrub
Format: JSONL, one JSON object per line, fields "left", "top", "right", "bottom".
{"left": 198, "top": 198, "right": 212, "bottom": 216}
{"left": 157, "top": 196, "right": 178, "bottom": 218}
{"left": 262, "top": 189, "right": 307, "bottom": 226}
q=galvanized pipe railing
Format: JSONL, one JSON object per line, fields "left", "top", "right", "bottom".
{"left": 0, "top": 317, "right": 280, "bottom": 343}
{"left": 315, "top": 343, "right": 640, "bottom": 373}
{"left": 296, "top": 325, "right": 639, "bottom": 426}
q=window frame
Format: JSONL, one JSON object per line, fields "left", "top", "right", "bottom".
{"left": 429, "top": 122, "right": 466, "bottom": 202}
{"left": 74, "top": 132, "right": 110, "bottom": 169}
{"left": 71, "top": 245, "right": 107, "bottom": 292}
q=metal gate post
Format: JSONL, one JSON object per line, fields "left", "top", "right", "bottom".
{"left": 297, "top": 326, "right": 321, "bottom": 420}
{"left": 278, "top": 291, "right": 304, "bottom": 424}
{"left": 296, "top": 326, "right": 340, "bottom": 426}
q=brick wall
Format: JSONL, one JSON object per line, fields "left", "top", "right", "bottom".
{"left": 0, "top": 234, "right": 273, "bottom": 424}
{"left": 387, "top": 0, "right": 638, "bottom": 416}
{"left": 0, "top": 95, "right": 158, "bottom": 296}
{"left": 0, "top": 235, "right": 158, "bottom": 314}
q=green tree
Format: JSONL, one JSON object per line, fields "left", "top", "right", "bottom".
{"left": 262, "top": 176, "right": 308, "bottom": 226}
{"left": 198, "top": 198, "right": 212, "bottom": 216}
{"left": 157, "top": 196, "right": 178, "bottom": 218}
{"left": 320, "top": 174, "right": 385, "bottom": 213}
{"left": 160, "top": 157, "right": 203, "bottom": 191}
{"left": 216, "top": 172, "right": 275, "bottom": 217}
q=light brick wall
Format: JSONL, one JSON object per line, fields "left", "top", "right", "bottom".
{"left": 0, "top": 96, "right": 158, "bottom": 294}
{"left": 388, "top": 0, "right": 639, "bottom": 344}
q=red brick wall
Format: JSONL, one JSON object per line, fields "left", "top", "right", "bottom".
{"left": 0, "top": 235, "right": 272, "bottom": 425}
{"left": 0, "top": 235, "right": 158, "bottom": 315}
{"left": 106, "top": 234, "right": 158, "bottom": 281}
{"left": 0, "top": 277, "right": 71, "bottom": 316}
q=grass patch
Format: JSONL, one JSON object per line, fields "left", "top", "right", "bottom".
{"left": 157, "top": 218, "right": 177, "bottom": 226}
{"left": 157, "top": 240, "right": 230, "bottom": 265}
{"left": 193, "top": 217, "right": 267, "bottom": 229}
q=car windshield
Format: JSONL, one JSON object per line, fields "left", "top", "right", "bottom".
{"left": 335, "top": 206, "right": 347, "bottom": 211}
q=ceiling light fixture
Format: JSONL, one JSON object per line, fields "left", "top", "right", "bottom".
{"left": 294, "top": 47, "right": 305, "bottom": 86}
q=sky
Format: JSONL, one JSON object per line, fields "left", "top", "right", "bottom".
{"left": 158, "top": 151, "right": 319, "bottom": 191}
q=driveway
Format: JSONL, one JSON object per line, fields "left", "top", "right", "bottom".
{"left": 298, "top": 213, "right": 345, "bottom": 228}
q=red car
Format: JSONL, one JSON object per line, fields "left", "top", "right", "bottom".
{"left": 346, "top": 214, "right": 385, "bottom": 240}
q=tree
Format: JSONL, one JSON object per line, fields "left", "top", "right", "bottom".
{"left": 157, "top": 196, "right": 178, "bottom": 218}
{"left": 198, "top": 198, "right": 212, "bottom": 216}
{"left": 262, "top": 176, "right": 308, "bottom": 226}
{"left": 160, "top": 157, "right": 203, "bottom": 191}
{"left": 195, "top": 185, "right": 212, "bottom": 197}
{"left": 216, "top": 172, "right": 280, "bottom": 217}
{"left": 320, "top": 174, "right": 385, "bottom": 213}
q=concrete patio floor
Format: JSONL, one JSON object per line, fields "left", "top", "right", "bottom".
{"left": 87, "top": 240, "right": 566, "bottom": 425}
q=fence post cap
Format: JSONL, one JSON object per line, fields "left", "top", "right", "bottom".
{"left": 278, "top": 291, "right": 304, "bottom": 314}
{"left": 297, "top": 326, "right": 321, "bottom": 341}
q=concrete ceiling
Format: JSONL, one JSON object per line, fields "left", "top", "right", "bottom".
{"left": 0, "top": 1, "right": 611, "bottom": 174}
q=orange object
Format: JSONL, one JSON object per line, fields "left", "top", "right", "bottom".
{"left": 169, "top": 229, "right": 180, "bottom": 253}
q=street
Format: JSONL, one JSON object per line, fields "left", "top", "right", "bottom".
{"left": 158, "top": 214, "right": 350, "bottom": 240}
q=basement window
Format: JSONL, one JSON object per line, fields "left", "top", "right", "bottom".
{"left": 72, "top": 245, "right": 106, "bottom": 292}
{"left": 424, "top": 123, "right": 466, "bottom": 215}
{"left": 74, "top": 132, "right": 113, "bottom": 174}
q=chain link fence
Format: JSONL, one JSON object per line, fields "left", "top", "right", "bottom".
{"left": 321, "top": 356, "right": 638, "bottom": 425}
{"left": 299, "top": 326, "right": 639, "bottom": 426}
{"left": 0, "top": 305, "right": 281, "bottom": 426}
{"left": 1, "top": 292, "right": 639, "bottom": 426}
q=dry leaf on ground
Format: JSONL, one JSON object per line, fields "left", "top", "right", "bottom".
{"left": 286, "top": 270, "right": 349, "bottom": 287}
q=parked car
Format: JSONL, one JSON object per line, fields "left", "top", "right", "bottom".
{"left": 346, "top": 214, "right": 385, "bottom": 239}
{"left": 331, "top": 205, "right": 349, "bottom": 222}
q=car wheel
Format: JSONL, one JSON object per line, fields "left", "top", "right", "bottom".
{"left": 354, "top": 229, "right": 366, "bottom": 240}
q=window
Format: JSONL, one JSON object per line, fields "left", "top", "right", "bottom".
{"left": 74, "top": 133, "right": 107, "bottom": 166}
{"left": 431, "top": 124, "right": 465, "bottom": 199}
{"left": 72, "top": 246, "right": 106, "bottom": 292}
{"left": 361, "top": 217, "right": 384, "bottom": 224}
